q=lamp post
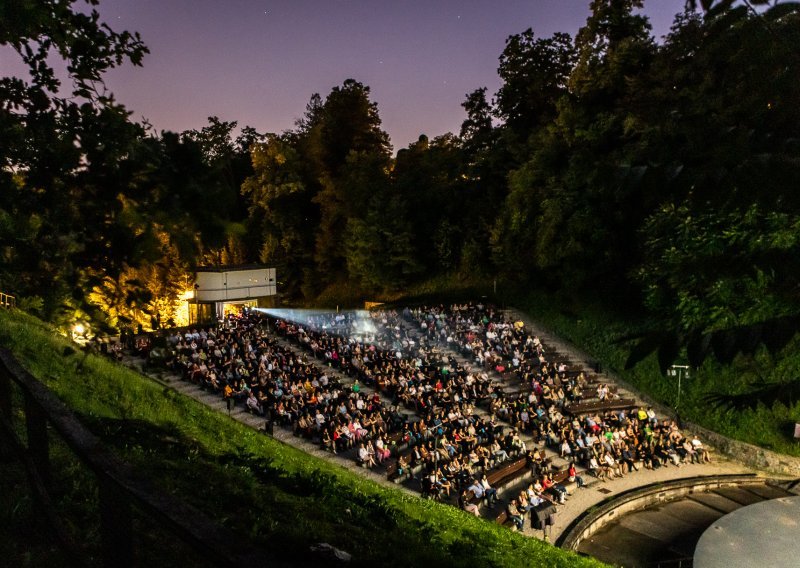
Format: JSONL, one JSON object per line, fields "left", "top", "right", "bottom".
{"left": 668, "top": 364, "right": 691, "bottom": 411}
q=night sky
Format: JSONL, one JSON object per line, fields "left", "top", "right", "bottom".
{"left": 7, "top": 0, "right": 689, "bottom": 149}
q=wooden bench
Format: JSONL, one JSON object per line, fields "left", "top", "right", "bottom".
{"left": 565, "top": 398, "right": 637, "bottom": 416}
{"left": 573, "top": 385, "right": 620, "bottom": 403}
{"left": 552, "top": 468, "right": 570, "bottom": 484}
{"left": 486, "top": 457, "right": 528, "bottom": 489}
{"left": 385, "top": 449, "right": 413, "bottom": 483}
{"left": 385, "top": 458, "right": 400, "bottom": 480}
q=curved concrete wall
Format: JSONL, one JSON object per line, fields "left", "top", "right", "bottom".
{"left": 558, "top": 474, "right": 762, "bottom": 551}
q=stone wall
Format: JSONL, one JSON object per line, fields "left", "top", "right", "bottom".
{"left": 684, "top": 421, "right": 800, "bottom": 477}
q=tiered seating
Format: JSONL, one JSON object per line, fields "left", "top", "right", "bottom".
{"left": 167, "top": 313, "right": 406, "bottom": 471}
{"left": 400, "top": 303, "right": 711, "bottom": 511}
{"left": 165, "top": 304, "right": 711, "bottom": 533}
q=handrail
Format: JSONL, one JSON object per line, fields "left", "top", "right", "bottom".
{"left": 0, "top": 347, "right": 273, "bottom": 568}
{"left": 0, "top": 292, "right": 15, "bottom": 308}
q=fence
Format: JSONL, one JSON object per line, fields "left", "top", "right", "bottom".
{"left": 0, "top": 291, "right": 15, "bottom": 309}
{"left": 0, "top": 347, "right": 272, "bottom": 568}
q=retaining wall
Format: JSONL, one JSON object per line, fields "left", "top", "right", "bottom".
{"left": 558, "top": 474, "right": 761, "bottom": 551}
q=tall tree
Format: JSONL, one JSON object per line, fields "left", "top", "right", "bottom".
{"left": 242, "top": 134, "right": 317, "bottom": 298}
{"left": 625, "top": 1, "right": 800, "bottom": 375}
{"left": 494, "top": 0, "right": 655, "bottom": 292}
{"left": 310, "top": 79, "right": 391, "bottom": 289}
{"left": 0, "top": 0, "right": 149, "bottom": 319}
{"left": 495, "top": 30, "right": 575, "bottom": 148}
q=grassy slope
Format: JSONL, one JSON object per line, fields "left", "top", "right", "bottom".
{"left": 0, "top": 308, "right": 604, "bottom": 568}
{"left": 514, "top": 289, "right": 800, "bottom": 457}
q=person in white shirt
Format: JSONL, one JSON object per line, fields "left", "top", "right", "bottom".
{"left": 357, "top": 443, "right": 375, "bottom": 468}
{"left": 480, "top": 475, "right": 498, "bottom": 507}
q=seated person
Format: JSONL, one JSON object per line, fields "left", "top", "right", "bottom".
{"left": 459, "top": 490, "right": 480, "bottom": 517}
{"left": 567, "top": 462, "right": 585, "bottom": 488}
{"left": 357, "top": 443, "right": 376, "bottom": 468}
{"left": 506, "top": 499, "right": 525, "bottom": 531}
{"left": 479, "top": 474, "right": 498, "bottom": 507}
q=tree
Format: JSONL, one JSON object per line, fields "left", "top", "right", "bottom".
{"left": 460, "top": 88, "right": 495, "bottom": 157}
{"left": 493, "top": 0, "right": 656, "bottom": 292}
{"left": 625, "top": 1, "right": 800, "bottom": 380}
{"left": 242, "top": 134, "right": 317, "bottom": 298}
{"left": 496, "top": 30, "right": 575, "bottom": 145}
{"left": 393, "top": 134, "right": 467, "bottom": 276}
{"left": 0, "top": 0, "right": 149, "bottom": 320}
{"left": 310, "top": 80, "right": 391, "bottom": 288}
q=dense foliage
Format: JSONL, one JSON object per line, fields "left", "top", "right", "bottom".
{"left": 2, "top": 2, "right": 800, "bottom": 411}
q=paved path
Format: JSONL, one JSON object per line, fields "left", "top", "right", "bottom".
{"left": 546, "top": 456, "right": 752, "bottom": 542}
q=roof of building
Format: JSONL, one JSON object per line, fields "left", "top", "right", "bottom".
{"left": 194, "top": 264, "right": 274, "bottom": 273}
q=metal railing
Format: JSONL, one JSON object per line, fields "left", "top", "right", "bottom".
{"left": 0, "top": 347, "right": 270, "bottom": 568}
{"left": 0, "top": 292, "right": 15, "bottom": 308}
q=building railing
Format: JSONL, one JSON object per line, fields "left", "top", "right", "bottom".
{"left": 0, "top": 347, "right": 271, "bottom": 568}
{"left": 0, "top": 292, "right": 15, "bottom": 308}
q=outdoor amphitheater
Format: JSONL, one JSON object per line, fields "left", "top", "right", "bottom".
{"left": 124, "top": 302, "right": 800, "bottom": 567}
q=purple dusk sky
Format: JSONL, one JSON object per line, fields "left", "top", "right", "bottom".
{"left": 7, "top": 0, "right": 689, "bottom": 150}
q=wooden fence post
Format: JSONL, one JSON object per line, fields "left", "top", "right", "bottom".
{"left": 0, "top": 369, "right": 12, "bottom": 461}
{"left": 25, "top": 394, "right": 51, "bottom": 488}
{"left": 99, "top": 475, "right": 134, "bottom": 568}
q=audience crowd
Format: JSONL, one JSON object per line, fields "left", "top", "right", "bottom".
{"left": 163, "top": 302, "right": 710, "bottom": 532}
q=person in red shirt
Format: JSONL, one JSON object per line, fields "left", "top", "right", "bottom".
{"left": 568, "top": 462, "right": 585, "bottom": 489}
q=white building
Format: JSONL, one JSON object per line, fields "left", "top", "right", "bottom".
{"left": 189, "top": 265, "right": 277, "bottom": 324}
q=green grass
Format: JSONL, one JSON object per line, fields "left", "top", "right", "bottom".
{"left": 0, "top": 308, "right": 605, "bottom": 568}
{"left": 512, "top": 289, "right": 800, "bottom": 457}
